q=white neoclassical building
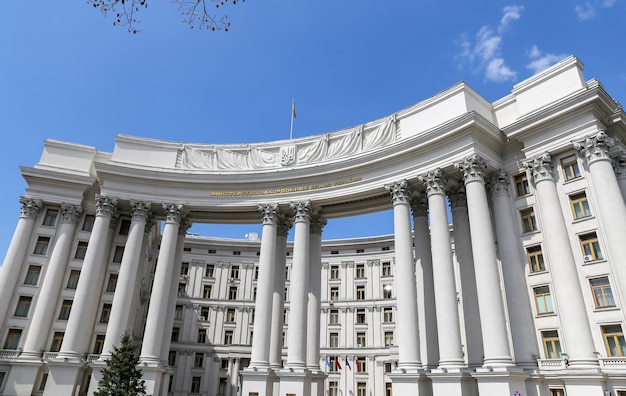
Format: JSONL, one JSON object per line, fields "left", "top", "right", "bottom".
{"left": 1, "top": 55, "right": 626, "bottom": 396}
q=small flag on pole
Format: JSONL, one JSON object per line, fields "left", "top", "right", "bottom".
{"left": 335, "top": 356, "right": 342, "bottom": 371}
{"left": 355, "top": 356, "right": 361, "bottom": 372}
{"left": 289, "top": 98, "right": 296, "bottom": 140}
{"left": 345, "top": 357, "right": 352, "bottom": 371}
{"left": 325, "top": 356, "right": 332, "bottom": 371}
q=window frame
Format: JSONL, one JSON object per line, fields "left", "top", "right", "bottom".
{"left": 24, "top": 265, "right": 41, "bottom": 285}
{"left": 569, "top": 191, "right": 591, "bottom": 220}
{"left": 526, "top": 245, "right": 545, "bottom": 273}
{"left": 561, "top": 154, "right": 581, "bottom": 181}
{"left": 513, "top": 173, "right": 530, "bottom": 197}
{"left": 590, "top": 276, "right": 615, "bottom": 309}
{"left": 520, "top": 207, "right": 538, "bottom": 233}
{"left": 579, "top": 232, "right": 603, "bottom": 261}
{"left": 602, "top": 324, "right": 626, "bottom": 357}
{"left": 533, "top": 285, "right": 554, "bottom": 315}
{"left": 33, "top": 236, "right": 50, "bottom": 256}
{"left": 541, "top": 330, "right": 562, "bottom": 359}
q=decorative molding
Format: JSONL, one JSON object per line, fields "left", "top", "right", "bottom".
{"left": 60, "top": 204, "right": 83, "bottom": 225}
{"left": 19, "top": 196, "right": 43, "bottom": 219}
{"left": 385, "top": 180, "right": 411, "bottom": 205}
{"left": 522, "top": 152, "right": 554, "bottom": 184}
{"left": 455, "top": 154, "right": 487, "bottom": 183}
{"left": 277, "top": 217, "right": 293, "bottom": 237}
{"left": 258, "top": 203, "right": 280, "bottom": 225}
{"left": 95, "top": 194, "right": 118, "bottom": 218}
{"left": 130, "top": 201, "right": 152, "bottom": 222}
{"left": 419, "top": 169, "right": 447, "bottom": 197}
{"left": 409, "top": 195, "right": 428, "bottom": 217}
{"left": 310, "top": 213, "right": 327, "bottom": 235}
{"left": 290, "top": 200, "right": 312, "bottom": 223}
{"left": 488, "top": 170, "right": 510, "bottom": 197}
{"left": 613, "top": 152, "right": 626, "bottom": 179}
{"left": 447, "top": 186, "right": 467, "bottom": 209}
{"left": 163, "top": 203, "right": 184, "bottom": 225}
{"left": 574, "top": 130, "right": 614, "bottom": 164}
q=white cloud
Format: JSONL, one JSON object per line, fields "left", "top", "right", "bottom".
{"left": 526, "top": 45, "right": 568, "bottom": 74}
{"left": 576, "top": 2, "right": 596, "bottom": 20}
{"left": 602, "top": 0, "right": 616, "bottom": 7}
{"left": 456, "top": 5, "right": 522, "bottom": 83}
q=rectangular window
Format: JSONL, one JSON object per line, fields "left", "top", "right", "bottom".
{"left": 356, "top": 285, "right": 365, "bottom": 300}
{"left": 329, "top": 381, "right": 338, "bottom": 396}
{"left": 383, "top": 284, "right": 393, "bottom": 299}
{"left": 208, "top": 249, "right": 216, "bottom": 254}
{"left": 329, "top": 309, "right": 339, "bottom": 325}
{"left": 177, "top": 283, "right": 186, "bottom": 297}
{"left": 520, "top": 208, "right": 538, "bottom": 233}
{"left": 50, "top": 332, "right": 64, "bottom": 352}
{"left": 33, "top": 236, "right": 50, "bottom": 255}
{"left": 357, "top": 382, "right": 367, "bottom": 396}
{"left": 254, "top": 266, "right": 259, "bottom": 280}
{"left": 3, "top": 329, "right": 22, "bottom": 350}
{"left": 285, "top": 266, "right": 290, "bottom": 280}
{"left": 180, "top": 262, "right": 189, "bottom": 276}
{"left": 232, "top": 251, "right": 241, "bottom": 256}
{"left": 14, "top": 296, "right": 32, "bottom": 317}
{"left": 42, "top": 209, "right": 59, "bottom": 227}
{"left": 106, "top": 273, "right": 118, "bottom": 293}
{"left": 382, "top": 261, "right": 392, "bottom": 277}
{"left": 229, "top": 286, "right": 238, "bottom": 300}
{"left": 200, "top": 307, "right": 209, "bottom": 320}
{"left": 194, "top": 352, "right": 204, "bottom": 368}
{"left": 58, "top": 300, "right": 72, "bottom": 320}
{"left": 383, "top": 307, "right": 393, "bottom": 323}
{"left": 100, "top": 303, "right": 112, "bottom": 323}
{"left": 602, "top": 324, "right": 626, "bottom": 357}
{"left": 226, "top": 308, "right": 236, "bottom": 322}
{"left": 205, "top": 264, "right": 214, "bottom": 278}
{"left": 549, "top": 389, "right": 565, "bottom": 396}
{"left": 112, "top": 246, "right": 124, "bottom": 263}
{"left": 570, "top": 191, "right": 591, "bottom": 220}
{"left": 230, "top": 265, "right": 240, "bottom": 279}
{"left": 197, "top": 328, "right": 206, "bottom": 343}
{"left": 386, "top": 383, "right": 393, "bottom": 396}
{"left": 171, "top": 327, "right": 180, "bottom": 342}
{"left": 356, "top": 263, "right": 365, "bottom": 278}
{"left": 357, "top": 356, "right": 367, "bottom": 372}
{"left": 542, "top": 330, "right": 562, "bottom": 359}
{"left": 174, "top": 305, "right": 183, "bottom": 320}
{"left": 356, "top": 308, "right": 366, "bottom": 324}
{"left": 384, "top": 362, "right": 392, "bottom": 373}
{"left": 514, "top": 173, "right": 530, "bottom": 196}
{"left": 356, "top": 248, "right": 364, "bottom": 254}
{"left": 330, "top": 287, "right": 339, "bottom": 301}
{"left": 590, "top": 277, "right": 615, "bottom": 308}
{"left": 224, "top": 330, "right": 233, "bottom": 345}
{"left": 384, "top": 331, "right": 394, "bottom": 347}
{"left": 191, "top": 376, "right": 201, "bottom": 393}
{"left": 526, "top": 245, "right": 545, "bottom": 273}
{"left": 580, "top": 232, "right": 603, "bottom": 261}
{"left": 93, "top": 334, "right": 105, "bottom": 354}
{"left": 67, "top": 269, "right": 80, "bottom": 289}
{"left": 534, "top": 286, "right": 554, "bottom": 314}
{"left": 561, "top": 154, "right": 581, "bottom": 181}
{"left": 168, "top": 351, "right": 177, "bottom": 366}
{"left": 118, "top": 219, "right": 131, "bottom": 235}
{"left": 331, "top": 250, "right": 339, "bottom": 255}
{"left": 329, "top": 332, "right": 339, "bottom": 348}
{"left": 82, "top": 214, "right": 95, "bottom": 232}
{"left": 330, "top": 265, "right": 340, "bottom": 279}
{"left": 202, "top": 285, "right": 212, "bottom": 299}
{"left": 74, "top": 241, "right": 88, "bottom": 260}
{"left": 356, "top": 332, "right": 366, "bottom": 347}
{"left": 24, "top": 265, "right": 41, "bottom": 285}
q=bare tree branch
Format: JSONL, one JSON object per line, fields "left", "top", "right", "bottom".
{"left": 87, "top": 0, "right": 244, "bottom": 33}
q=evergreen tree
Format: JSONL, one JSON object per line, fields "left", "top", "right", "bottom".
{"left": 94, "top": 332, "right": 147, "bottom": 396}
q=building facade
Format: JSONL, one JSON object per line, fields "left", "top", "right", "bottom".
{"left": 1, "top": 56, "right": 626, "bottom": 396}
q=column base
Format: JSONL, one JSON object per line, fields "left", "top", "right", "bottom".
{"left": 471, "top": 366, "right": 529, "bottom": 396}
{"left": 138, "top": 360, "right": 167, "bottom": 396}
{"left": 86, "top": 359, "right": 107, "bottom": 396}
{"left": 45, "top": 358, "right": 86, "bottom": 396}
{"left": 427, "top": 367, "right": 477, "bottom": 396}
{"left": 240, "top": 367, "right": 277, "bottom": 396}
{"left": 561, "top": 371, "right": 606, "bottom": 396}
{"left": 278, "top": 368, "right": 312, "bottom": 396}
{"left": 388, "top": 368, "right": 431, "bottom": 396}
{"left": 308, "top": 370, "right": 327, "bottom": 396}
{"left": 1, "top": 360, "right": 42, "bottom": 396}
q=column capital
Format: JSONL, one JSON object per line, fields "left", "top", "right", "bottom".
{"left": 419, "top": 168, "right": 447, "bottom": 197}
{"left": 385, "top": 179, "right": 411, "bottom": 205}
{"left": 130, "top": 201, "right": 152, "bottom": 222}
{"left": 95, "top": 194, "right": 119, "bottom": 218}
{"left": 613, "top": 152, "right": 626, "bottom": 179}
{"left": 487, "top": 170, "right": 510, "bottom": 196}
{"left": 162, "top": 203, "right": 184, "bottom": 225}
{"left": 455, "top": 154, "right": 487, "bottom": 183}
{"left": 522, "top": 152, "right": 554, "bottom": 184}
{"left": 409, "top": 195, "right": 428, "bottom": 217}
{"left": 178, "top": 216, "right": 192, "bottom": 235}
{"left": 18, "top": 196, "right": 43, "bottom": 219}
{"left": 574, "top": 130, "right": 614, "bottom": 164}
{"left": 144, "top": 214, "right": 156, "bottom": 234}
{"left": 277, "top": 217, "right": 293, "bottom": 237}
{"left": 290, "top": 200, "right": 312, "bottom": 223}
{"left": 60, "top": 204, "right": 83, "bottom": 225}
{"left": 310, "top": 213, "right": 327, "bottom": 235}
{"left": 447, "top": 186, "right": 467, "bottom": 209}
{"left": 258, "top": 203, "right": 280, "bottom": 225}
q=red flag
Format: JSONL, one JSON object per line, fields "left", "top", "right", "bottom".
{"left": 335, "top": 356, "right": 342, "bottom": 370}
{"left": 355, "top": 356, "right": 361, "bottom": 372}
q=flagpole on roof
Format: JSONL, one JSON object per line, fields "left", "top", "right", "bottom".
{"left": 290, "top": 98, "right": 296, "bottom": 140}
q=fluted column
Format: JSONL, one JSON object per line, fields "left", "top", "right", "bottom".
{"left": 306, "top": 213, "right": 326, "bottom": 371}
{"left": 488, "top": 171, "right": 539, "bottom": 367}
{"left": 22, "top": 204, "right": 83, "bottom": 358}
{"left": 455, "top": 155, "right": 513, "bottom": 367}
{"left": 524, "top": 153, "right": 597, "bottom": 367}
{"left": 419, "top": 169, "right": 465, "bottom": 368}
{"left": 411, "top": 196, "right": 439, "bottom": 369}
{"left": 59, "top": 195, "right": 118, "bottom": 358}
{"left": 285, "top": 200, "right": 311, "bottom": 369}
{"left": 0, "top": 197, "right": 42, "bottom": 324}
{"left": 250, "top": 203, "right": 281, "bottom": 369}
{"left": 140, "top": 203, "right": 184, "bottom": 363}
{"left": 269, "top": 218, "right": 291, "bottom": 369}
{"left": 100, "top": 201, "right": 152, "bottom": 358}
{"left": 385, "top": 180, "right": 421, "bottom": 369}
{"left": 575, "top": 132, "right": 626, "bottom": 307}
{"left": 448, "top": 187, "right": 484, "bottom": 367}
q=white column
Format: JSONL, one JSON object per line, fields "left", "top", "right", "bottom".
{"left": 489, "top": 171, "right": 540, "bottom": 367}
{"left": 286, "top": 200, "right": 311, "bottom": 369}
{"left": 307, "top": 214, "right": 326, "bottom": 371}
{"left": 59, "top": 195, "right": 118, "bottom": 358}
{"left": 419, "top": 169, "right": 465, "bottom": 368}
{"left": 411, "top": 196, "right": 439, "bottom": 369}
{"left": 613, "top": 153, "right": 626, "bottom": 203}
{"left": 270, "top": 218, "right": 291, "bottom": 369}
{"left": 230, "top": 358, "right": 241, "bottom": 396}
{"left": 524, "top": 153, "right": 597, "bottom": 367}
{"left": 21, "top": 204, "right": 83, "bottom": 358}
{"left": 448, "top": 187, "right": 484, "bottom": 367}
{"left": 385, "top": 180, "right": 421, "bottom": 369}
{"left": 140, "top": 204, "right": 184, "bottom": 363}
{"left": 250, "top": 203, "right": 280, "bottom": 369}
{"left": 576, "top": 132, "right": 626, "bottom": 307}
{"left": 101, "top": 201, "right": 151, "bottom": 358}
{"left": 0, "top": 197, "right": 42, "bottom": 325}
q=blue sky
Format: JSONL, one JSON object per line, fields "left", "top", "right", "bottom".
{"left": 0, "top": 1, "right": 625, "bottom": 260}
